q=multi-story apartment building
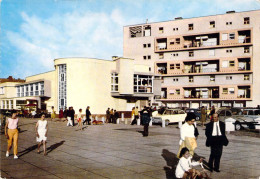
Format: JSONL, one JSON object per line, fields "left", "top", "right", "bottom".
{"left": 124, "top": 10, "right": 260, "bottom": 108}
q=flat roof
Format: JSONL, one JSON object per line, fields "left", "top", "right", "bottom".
{"left": 124, "top": 9, "right": 260, "bottom": 27}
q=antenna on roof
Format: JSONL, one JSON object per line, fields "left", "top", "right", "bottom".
{"left": 146, "top": 19, "right": 148, "bottom": 23}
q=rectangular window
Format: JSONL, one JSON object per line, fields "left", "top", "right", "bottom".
{"left": 244, "top": 47, "right": 249, "bottom": 53}
{"left": 173, "top": 78, "right": 179, "bottom": 82}
{"left": 173, "top": 27, "right": 178, "bottom": 31}
{"left": 170, "top": 42, "right": 174, "bottom": 45}
{"left": 159, "top": 53, "right": 164, "bottom": 59}
{"left": 147, "top": 55, "right": 151, "bottom": 60}
{"left": 147, "top": 43, "right": 151, "bottom": 48}
{"left": 210, "top": 21, "right": 215, "bottom": 28}
{"left": 229, "top": 33, "right": 235, "bottom": 40}
{"left": 223, "top": 88, "right": 228, "bottom": 94}
{"left": 170, "top": 64, "right": 175, "bottom": 69}
{"left": 143, "top": 56, "right": 146, "bottom": 60}
{"left": 210, "top": 75, "right": 215, "bottom": 82}
{"left": 176, "top": 89, "right": 180, "bottom": 95}
{"left": 244, "top": 17, "right": 250, "bottom": 24}
{"left": 226, "top": 76, "right": 232, "bottom": 80}
{"left": 222, "top": 33, "right": 228, "bottom": 40}
{"left": 176, "top": 38, "right": 180, "bottom": 44}
{"left": 228, "top": 88, "right": 235, "bottom": 94}
{"left": 189, "top": 51, "right": 194, "bottom": 57}
{"left": 159, "top": 27, "right": 164, "bottom": 33}
{"left": 176, "top": 63, "right": 180, "bottom": 69}
{"left": 188, "top": 24, "right": 193, "bottom": 30}
{"left": 226, "top": 49, "right": 232, "bottom": 53}
{"left": 189, "top": 76, "right": 194, "bottom": 82}
{"left": 244, "top": 74, "right": 250, "bottom": 80}
{"left": 143, "top": 44, "right": 147, "bottom": 48}
{"left": 229, "top": 61, "right": 235, "bottom": 67}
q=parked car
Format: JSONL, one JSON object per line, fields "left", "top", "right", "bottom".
{"left": 185, "top": 108, "right": 201, "bottom": 121}
{"left": 152, "top": 108, "right": 186, "bottom": 126}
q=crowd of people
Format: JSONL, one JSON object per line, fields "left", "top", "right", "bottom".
{"left": 4, "top": 105, "right": 229, "bottom": 179}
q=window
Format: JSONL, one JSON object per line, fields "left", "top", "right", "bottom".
{"left": 172, "top": 53, "right": 179, "bottom": 57}
{"left": 229, "top": 33, "right": 235, "bottom": 40}
{"left": 244, "top": 74, "right": 250, "bottom": 80}
{"left": 189, "top": 76, "right": 194, "bottom": 82}
{"left": 176, "top": 89, "right": 180, "bottom": 95}
{"left": 159, "top": 27, "right": 164, "bottom": 33}
{"left": 210, "top": 21, "right": 215, "bottom": 28}
{"left": 226, "top": 22, "right": 232, "bottom": 25}
{"left": 170, "top": 42, "right": 174, "bottom": 45}
{"left": 147, "top": 43, "right": 151, "bottom": 48}
{"left": 189, "top": 51, "right": 194, "bottom": 57}
{"left": 228, "top": 88, "right": 235, "bottom": 94}
{"left": 143, "top": 25, "right": 151, "bottom": 36}
{"left": 111, "top": 73, "right": 119, "bottom": 92}
{"left": 244, "top": 47, "right": 249, "bottom": 53}
{"left": 209, "top": 50, "right": 215, "bottom": 56}
{"left": 222, "top": 33, "right": 228, "bottom": 40}
{"left": 147, "top": 55, "right": 151, "bottom": 60}
{"left": 129, "top": 26, "right": 142, "bottom": 38}
{"left": 210, "top": 75, "right": 215, "bottom": 82}
{"left": 229, "top": 61, "right": 235, "bottom": 67}
{"left": 173, "top": 27, "right": 178, "bottom": 31}
{"left": 143, "top": 56, "right": 147, "bottom": 60}
{"left": 223, "top": 88, "right": 228, "bottom": 94}
{"left": 143, "top": 44, "right": 147, "bottom": 48}
{"left": 173, "top": 78, "right": 179, "bottom": 82}
{"left": 170, "top": 64, "right": 175, "bottom": 69}
{"left": 176, "top": 38, "right": 180, "bottom": 44}
{"left": 226, "top": 76, "right": 232, "bottom": 80}
{"left": 188, "top": 24, "right": 193, "bottom": 30}
{"left": 226, "top": 49, "right": 232, "bottom": 53}
{"left": 159, "top": 53, "right": 164, "bottom": 59}
{"left": 244, "top": 17, "right": 250, "bottom": 24}
{"left": 176, "top": 63, "right": 180, "bottom": 69}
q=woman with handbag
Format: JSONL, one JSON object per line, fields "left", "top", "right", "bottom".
{"left": 5, "top": 111, "right": 19, "bottom": 159}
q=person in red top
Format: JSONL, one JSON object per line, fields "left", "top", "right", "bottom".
{"left": 5, "top": 111, "right": 19, "bottom": 159}
{"left": 59, "top": 108, "right": 64, "bottom": 122}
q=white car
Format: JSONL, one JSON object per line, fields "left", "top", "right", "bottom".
{"left": 152, "top": 109, "right": 186, "bottom": 126}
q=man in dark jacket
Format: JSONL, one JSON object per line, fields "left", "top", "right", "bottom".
{"left": 141, "top": 106, "right": 151, "bottom": 137}
{"left": 85, "top": 106, "right": 91, "bottom": 125}
{"left": 205, "top": 113, "right": 229, "bottom": 172}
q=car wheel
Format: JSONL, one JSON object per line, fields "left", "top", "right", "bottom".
{"left": 235, "top": 122, "right": 242, "bottom": 131}
{"left": 165, "top": 120, "right": 169, "bottom": 126}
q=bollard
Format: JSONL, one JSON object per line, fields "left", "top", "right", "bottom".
{"left": 178, "top": 121, "right": 182, "bottom": 129}
{"left": 149, "top": 118, "right": 152, "bottom": 126}
{"left": 117, "top": 118, "right": 119, "bottom": 124}
{"left": 137, "top": 118, "right": 140, "bottom": 125}
{"left": 162, "top": 119, "right": 165, "bottom": 128}
{"left": 101, "top": 117, "right": 105, "bottom": 124}
{"left": 121, "top": 113, "right": 124, "bottom": 122}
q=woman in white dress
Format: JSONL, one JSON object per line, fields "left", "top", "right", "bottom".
{"left": 35, "top": 114, "right": 48, "bottom": 155}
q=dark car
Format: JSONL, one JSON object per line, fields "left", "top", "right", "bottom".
{"left": 185, "top": 108, "right": 201, "bottom": 121}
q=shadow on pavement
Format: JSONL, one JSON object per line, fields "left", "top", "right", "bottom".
{"left": 161, "top": 149, "right": 178, "bottom": 179}
{"left": 19, "top": 144, "right": 38, "bottom": 157}
{"left": 47, "top": 140, "right": 65, "bottom": 154}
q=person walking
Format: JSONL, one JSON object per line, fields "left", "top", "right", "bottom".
{"left": 71, "top": 107, "right": 75, "bottom": 126}
{"left": 59, "top": 108, "right": 63, "bottom": 122}
{"left": 109, "top": 108, "right": 114, "bottom": 123}
{"left": 5, "top": 111, "right": 19, "bottom": 159}
{"left": 63, "top": 107, "right": 68, "bottom": 121}
{"left": 77, "top": 109, "right": 83, "bottom": 130}
{"left": 85, "top": 106, "right": 91, "bottom": 125}
{"left": 114, "top": 110, "right": 119, "bottom": 124}
{"left": 201, "top": 106, "right": 207, "bottom": 127}
{"left": 35, "top": 114, "right": 48, "bottom": 155}
{"left": 51, "top": 106, "right": 56, "bottom": 121}
{"left": 177, "top": 113, "right": 198, "bottom": 158}
{"left": 205, "top": 113, "right": 229, "bottom": 172}
{"left": 209, "top": 106, "right": 215, "bottom": 121}
{"left": 131, "top": 107, "right": 135, "bottom": 123}
{"left": 106, "top": 108, "right": 110, "bottom": 123}
{"left": 141, "top": 106, "right": 151, "bottom": 137}
{"left": 66, "top": 107, "right": 73, "bottom": 127}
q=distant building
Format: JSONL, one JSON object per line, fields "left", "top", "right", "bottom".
{"left": 123, "top": 10, "right": 260, "bottom": 108}
{"left": 0, "top": 58, "right": 160, "bottom": 113}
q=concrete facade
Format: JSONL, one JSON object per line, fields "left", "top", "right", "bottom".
{"left": 123, "top": 10, "right": 260, "bottom": 108}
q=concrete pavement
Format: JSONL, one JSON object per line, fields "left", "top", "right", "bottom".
{"left": 1, "top": 118, "right": 260, "bottom": 179}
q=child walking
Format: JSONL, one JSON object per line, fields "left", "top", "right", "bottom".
{"left": 35, "top": 114, "right": 48, "bottom": 155}
{"left": 77, "top": 109, "right": 83, "bottom": 130}
{"left": 175, "top": 147, "right": 210, "bottom": 179}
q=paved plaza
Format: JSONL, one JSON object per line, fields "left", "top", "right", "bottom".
{"left": 1, "top": 118, "right": 260, "bottom": 179}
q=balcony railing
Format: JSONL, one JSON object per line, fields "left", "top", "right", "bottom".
{"left": 182, "top": 68, "right": 218, "bottom": 73}
{"left": 237, "top": 95, "right": 250, "bottom": 98}
{"left": 184, "top": 94, "right": 219, "bottom": 99}
{"left": 184, "top": 41, "right": 217, "bottom": 48}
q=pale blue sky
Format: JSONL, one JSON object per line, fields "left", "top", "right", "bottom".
{"left": 1, "top": 0, "right": 260, "bottom": 78}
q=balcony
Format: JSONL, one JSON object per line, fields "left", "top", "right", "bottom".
{"left": 238, "top": 58, "right": 251, "bottom": 71}
{"left": 156, "top": 63, "right": 167, "bottom": 74}
{"left": 183, "top": 60, "right": 219, "bottom": 74}
{"left": 238, "top": 86, "right": 251, "bottom": 99}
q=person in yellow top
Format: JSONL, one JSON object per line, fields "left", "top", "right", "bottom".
{"left": 51, "top": 106, "right": 56, "bottom": 121}
{"left": 131, "top": 107, "right": 139, "bottom": 125}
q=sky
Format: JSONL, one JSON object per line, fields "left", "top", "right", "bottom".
{"left": 1, "top": 0, "right": 260, "bottom": 79}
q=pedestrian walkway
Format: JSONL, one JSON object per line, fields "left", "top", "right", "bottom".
{"left": 1, "top": 118, "right": 260, "bottom": 179}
